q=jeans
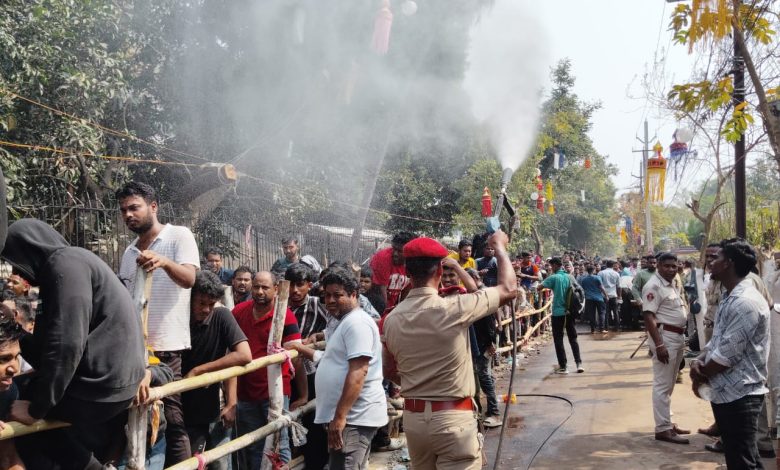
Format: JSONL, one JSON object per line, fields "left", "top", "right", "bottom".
{"left": 606, "top": 297, "right": 619, "bottom": 329}
{"left": 237, "top": 397, "right": 290, "bottom": 470}
{"left": 551, "top": 314, "right": 581, "bottom": 369}
{"left": 584, "top": 299, "right": 606, "bottom": 331}
{"left": 187, "top": 421, "right": 233, "bottom": 470}
{"left": 328, "top": 425, "right": 378, "bottom": 470}
{"left": 157, "top": 350, "right": 191, "bottom": 466}
{"left": 475, "top": 353, "right": 499, "bottom": 416}
{"left": 712, "top": 394, "right": 765, "bottom": 470}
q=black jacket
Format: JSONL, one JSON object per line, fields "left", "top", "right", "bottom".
{"left": 1, "top": 219, "right": 146, "bottom": 419}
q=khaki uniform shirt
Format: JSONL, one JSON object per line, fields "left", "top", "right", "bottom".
{"left": 641, "top": 272, "right": 687, "bottom": 328}
{"left": 383, "top": 286, "right": 501, "bottom": 400}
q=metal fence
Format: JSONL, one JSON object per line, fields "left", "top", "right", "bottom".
{"left": 7, "top": 203, "right": 388, "bottom": 273}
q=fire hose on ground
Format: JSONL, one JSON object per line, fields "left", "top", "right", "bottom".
{"left": 491, "top": 297, "right": 575, "bottom": 470}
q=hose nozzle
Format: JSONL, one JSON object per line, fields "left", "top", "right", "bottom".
{"left": 500, "top": 167, "right": 514, "bottom": 193}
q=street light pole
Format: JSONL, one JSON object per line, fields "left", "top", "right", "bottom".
{"left": 733, "top": 39, "right": 747, "bottom": 238}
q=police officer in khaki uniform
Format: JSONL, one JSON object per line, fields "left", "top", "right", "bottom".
{"left": 642, "top": 252, "right": 691, "bottom": 444}
{"left": 382, "top": 231, "right": 516, "bottom": 470}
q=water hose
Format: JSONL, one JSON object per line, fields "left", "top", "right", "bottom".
{"left": 491, "top": 303, "right": 575, "bottom": 470}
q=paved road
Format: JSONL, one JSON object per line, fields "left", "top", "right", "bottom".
{"left": 481, "top": 327, "right": 775, "bottom": 470}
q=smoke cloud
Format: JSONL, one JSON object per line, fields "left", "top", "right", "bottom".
{"left": 463, "top": 1, "right": 548, "bottom": 171}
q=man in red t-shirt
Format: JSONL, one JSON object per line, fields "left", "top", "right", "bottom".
{"left": 369, "top": 232, "right": 417, "bottom": 315}
{"left": 233, "top": 271, "right": 306, "bottom": 469}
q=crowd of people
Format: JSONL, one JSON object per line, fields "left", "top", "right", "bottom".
{"left": 0, "top": 180, "right": 778, "bottom": 470}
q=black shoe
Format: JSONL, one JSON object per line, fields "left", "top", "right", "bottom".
{"left": 704, "top": 440, "right": 724, "bottom": 453}
{"left": 655, "top": 430, "right": 689, "bottom": 444}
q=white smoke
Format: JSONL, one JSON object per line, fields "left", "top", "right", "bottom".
{"left": 463, "top": 1, "right": 548, "bottom": 171}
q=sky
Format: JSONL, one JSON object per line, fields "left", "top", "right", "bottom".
{"left": 521, "top": 0, "right": 698, "bottom": 199}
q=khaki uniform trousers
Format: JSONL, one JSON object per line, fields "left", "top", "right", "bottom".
{"left": 403, "top": 403, "right": 482, "bottom": 470}
{"left": 650, "top": 329, "right": 685, "bottom": 433}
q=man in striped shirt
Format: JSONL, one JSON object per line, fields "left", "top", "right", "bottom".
{"left": 117, "top": 181, "right": 200, "bottom": 466}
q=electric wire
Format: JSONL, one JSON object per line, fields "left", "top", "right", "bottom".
{"left": 0, "top": 139, "right": 477, "bottom": 227}
{"left": 0, "top": 88, "right": 214, "bottom": 164}
{"left": 1, "top": 88, "right": 479, "bottom": 227}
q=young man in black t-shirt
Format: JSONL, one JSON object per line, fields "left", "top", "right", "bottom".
{"left": 182, "top": 271, "right": 251, "bottom": 468}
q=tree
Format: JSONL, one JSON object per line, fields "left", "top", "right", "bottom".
{"left": 0, "top": 1, "right": 137, "bottom": 206}
{"left": 527, "top": 60, "right": 619, "bottom": 256}
{"left": 668, "top": 0, "right": 780, "bottom": 176}
{"left": 446, "top": 60, "right": 619, "bottom": 257}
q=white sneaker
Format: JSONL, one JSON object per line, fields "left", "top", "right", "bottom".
{"left": 555, "top": 367, "right": 569, "bottom": 374}
{"left": 576, "top": 363, "right": 585, "bottom": 373}
{"left": 483, "top": 415, "right": 503, "bottom": 428}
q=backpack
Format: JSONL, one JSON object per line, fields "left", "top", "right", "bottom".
{"left": 566, "top": 286, "right": 582, "bottom": 317}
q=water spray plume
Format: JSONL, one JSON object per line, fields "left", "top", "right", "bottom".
{"left": 463, "top": 1, "right": 547, "bottom": 174}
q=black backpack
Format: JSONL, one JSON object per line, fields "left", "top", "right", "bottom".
{"left": 566, "top": 285, "right": 582, "bottom": 317}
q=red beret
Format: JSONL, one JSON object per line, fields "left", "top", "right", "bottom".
{"left": 403, "top": 237, "right": 448, "bottom": 259}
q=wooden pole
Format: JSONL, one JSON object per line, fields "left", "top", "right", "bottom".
{"left": 147, "top": 352, "right": 298, "bottom": 401}
{"left": 127, "top": 268, "right": 152, "bottom": 469}
{"left": 0, "top": 420, "right": 69, "bottom": 440}
{"left": 261, "top": 280, "right": 291, "bottom": 470}
{"left": 126, "top": 405, "right": 150, "bottom": 470}
{"left": 167, "top": 400, "right": 315, "bottom": 470}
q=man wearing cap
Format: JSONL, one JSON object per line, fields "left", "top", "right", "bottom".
{"left": 382, "top": 231, "right": 516, "bottom": 470}
{"left": 642, "top": 252, "right": 691, "bottom": 444}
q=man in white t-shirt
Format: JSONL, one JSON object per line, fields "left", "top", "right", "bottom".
{"left": 599, "top": 260, "right": 622, "bottom": 330}
{"left": 117, "top": 181, "right": 200, "bottom": 465}
{"left": 289, "top": 267, "right": 387, "bottom": 470}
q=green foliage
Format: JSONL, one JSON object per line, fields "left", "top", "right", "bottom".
{"left": 667, "top": 0, "right": 780, "bottom": 173}
{"left": 0, "top": 0, "right": 132, "bottom": 205}
{"left": 374, "top": 155, "right": 463, "bottom": 237}
{"left": 528, "top": 60, "right": 618, "bottom": 255}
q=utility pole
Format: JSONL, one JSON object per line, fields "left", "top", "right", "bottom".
{"left": 733, "top": 39, "right": 747, "bottom": 238}
{"left": 635, "top": 120, "right": 654, "bottom": 253}
{"left": 643, "top": 120, "right": 654, "bottom": 251}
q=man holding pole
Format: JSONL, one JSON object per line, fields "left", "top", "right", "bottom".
{"left": 382, "top": 231, "right": 516, "bottom": 470}
{"left": 232, "top": 271, "right": 307, "bottom": 470}
{"left": 117, "top": 181, "right": 201, "bottom": 465}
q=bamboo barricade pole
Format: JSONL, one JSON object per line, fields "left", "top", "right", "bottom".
{"left": 495, "top": 295, "right": 553, "bottom": 355}
{"left": 499, "top": 297, "right": 553, "bottom": 326}
{"left": 146, "top": 352, "right": 299, "bottom": 402}
{"left": 0, "top": 353, "right": 301, "bottom": 442}
{"left": 126, "top": 405, "right": 150, "bottom": 470}
{"left": 0, "top": 420, "right": 70, "bottom": 440}
{"left": 261, "top": 280, "right": 291, "bottom": 470}
{"left": 127, "top": 267, "right": 153, "bottom": 470}
{"left": 166, "top": 400, "right": 315, "bottom": 470}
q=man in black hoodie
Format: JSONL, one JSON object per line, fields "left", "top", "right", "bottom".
{"left": 1, "top": 218, "right": 146, "bottom": 470}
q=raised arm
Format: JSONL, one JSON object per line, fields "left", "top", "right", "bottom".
{"left": 489, "top": 230, "right": 518, "bottom": 305}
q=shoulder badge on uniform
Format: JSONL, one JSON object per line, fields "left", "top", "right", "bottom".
{"left": 646, "top": 292, "right": 654, "bottom": 302}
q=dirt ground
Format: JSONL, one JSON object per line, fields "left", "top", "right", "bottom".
{"left": 371, "top": 326, "right": 776, "bottom": 470}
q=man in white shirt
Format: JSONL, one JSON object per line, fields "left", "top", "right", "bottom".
{"left": 643, "top": 252, "right": 690, "bottom": 445}
{"left": 117, "top": 181, "right": 200, "bottom": 465}
{"left": 599, "top": 260, "right": 622, "bottom": 331}
{"left": 289, "top": 267, "right": 387, "bottom": 470}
